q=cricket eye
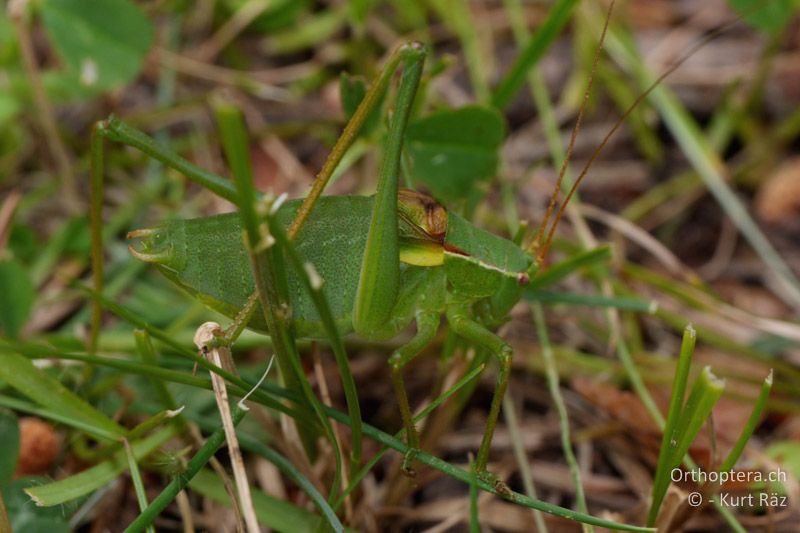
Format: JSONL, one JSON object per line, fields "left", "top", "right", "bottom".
{"left": 517, "top": 272, "right": 530, "bottom": 286}
{"left": 127, "top": 227, "right": 172, "bottom": 264}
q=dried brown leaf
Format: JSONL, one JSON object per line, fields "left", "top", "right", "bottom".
{"left": 755, "top": 156, "right": 800, "bottom": 225}
{"left": 15, "top": 417, "right": 59, "bottom": 476}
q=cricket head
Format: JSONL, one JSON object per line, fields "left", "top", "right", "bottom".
{"left": 397, "top": 188, "right": 531, "bottom": 280}
{"left": 396, "top": 188, "right": 530, "bottom": 308}
{"left": 127, "top": 225, "right": 182, "bottom": 271}
{"left": 398, "top": 188, "right": 448, "bottom": 267}
{"left": 126, "top": 214, "right": 257, "bottom": 325}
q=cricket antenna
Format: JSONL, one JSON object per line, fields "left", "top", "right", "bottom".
{"left": 529, "top": 0, "right": 615, "bottom": 259}
{"left": 531, "top": 3, "right": 746, "bottom": 265}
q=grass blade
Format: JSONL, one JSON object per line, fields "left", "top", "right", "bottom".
{"left": 103, "top": 117, "right": 238, "bottom": 203}
{"left": 525, "top": 245, "right": 611, "bottom": 291}
{"left": 215, "top": 100, "right": 342, "bottom": 496}
{"left": 0, "top": 409, "right": 20, "bottom": 486}
{"left": 25, "top": 427, "right": 176, "bottom": 507}
{"left": 334, "top": 364, "right": 485, "bottom": 510}
{"left": 123, "top": 409, "right": 246, "bottom": 533}
{"left": 525, "top": 290, "right": 656, "bottom": 312}
{"left": 469, "top": 458, "right": 480, "bottom": 532}
{"left": 0, "top": 351, "right": 125, "bottom": 439}
{"left": 501, "top": 393, "right": 548, "bottom": 532}
{"left": 492, "top": 0, "right": 580, "bottom": 109}
{"left": 598, "top": 14, "right": 800, "bottom": 309}
{"left": 122, "top": 439, "right": 155, "bottom": 533}
{"left": 648, "top": 366, "right": 725, "bottom": 526}
{"left": 189, "top": 469, "right": 347, "bottom": 533}
{"left": 718, "top": 370, "right": 773, "bottom": 473}
{"left": 532, "top": 302, "right": 590, "bottom": 525}
{"left": 647, "top": 326, "right": 696, "bottom": 526}
{"left": 266, "top": 214, "right": 363, "bottom": 473}
{"left": 23, "top": 346, "right": 652, "bottom": 532}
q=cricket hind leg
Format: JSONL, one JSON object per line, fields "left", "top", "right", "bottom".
{"left": 445, "top": 302, "right": 513, "bottom": 487}
{"left": 388, "top": 309, "right": 440, "bottom": 476}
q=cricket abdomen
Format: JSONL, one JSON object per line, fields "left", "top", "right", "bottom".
{"left": 282, "top": 196, "right": 372, "bottom": 336}
{"left": 132, "top": 196, "right": 374, "bottom": 337}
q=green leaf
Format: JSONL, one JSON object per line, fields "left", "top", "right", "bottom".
{"left": 0, "top": 259, "right": 34, "bottom": 338}
{"left": 3, "top": 477, "right": 70, "bottom": 533}
{"left": 25, "top": 426, "right": 175, "bottom": 506}
{"left": 727, "top": 0, "right": 797, "bottom": 35}
{"left": 405, "top": 105, "right": 506, "bottom": 202}
{"left": 0, "top": 409, "right": 20, "bottom": 485}
{"left": 40, "top": 0, "right": 154, "bottom": 92}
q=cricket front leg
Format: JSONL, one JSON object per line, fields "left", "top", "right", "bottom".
{"left": 350, "top": 43, "right": 427, "bottom": 476}
{"left": 388, "top": 310, "right": 439, "bottom": 476}
{"left": 446, "top": 302, "right": 513, "bottom": 489}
